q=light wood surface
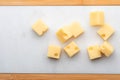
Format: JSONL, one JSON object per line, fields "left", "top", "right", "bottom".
{"left": 83, "top": 0, "right": 120, "bottom": 5}
{"left": 0, "top": 0, "right": 120, "bottom": 5}
{"left": 0, "top": 0, "right": 82, "bottom": 6}
{"left": 0, "top": 74, "right": 120, "bottom": 80}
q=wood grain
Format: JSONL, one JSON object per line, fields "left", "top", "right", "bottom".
{"left": 0, "top": 0, "right": 120, "bottom": 5}
{"left": 0, "top": 74, "right": 118, "bottom": 80}
{"left": 83, "top": 0, "right": 120, "bottom": 5}
{"left": 0, "top": 74, "right": 13, "bottom": 80}
{"left": 0, "top": 0, "right": 82, "bottom": 6}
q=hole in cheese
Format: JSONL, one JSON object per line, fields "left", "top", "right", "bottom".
{"left": 101, "top": 34, "right": 106, "bottom": 37}
{"left": 67, "top": 46, "right": 70, "bottom": 48}
{"left": 75, "top": 47, "right": 79, "bottom": 50}
{"left": 89, "top": 47, "right": 93, "bottom": 50}
{"left": 54, "top": 53, "right": 58, "bottom": 56}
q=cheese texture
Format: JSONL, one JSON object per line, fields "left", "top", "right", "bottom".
{"left": 64, "top": 41, "right": 80, "bottom": 57}
{"left": 90, "top": 11, "right": 104, "bottom": 26}
{"left": 69, "top": 22, "right": 84, "bottom": 38}
{"left": 56, "top": 26, "right": 73, "bottom": 43}
{"left": 97, "top": 24, "right": 114, "bottom": 40}
{"left": 100, "top": 41, "right": 114, "bottom": 57}
{"left": 32, "top": 19, "right": 48, "bottom": 36}
{"left": 47, "top": 45, "right": 61, "bottom": 59}
{"left": 87, "top": 45, "right": 102, "bottom": 60}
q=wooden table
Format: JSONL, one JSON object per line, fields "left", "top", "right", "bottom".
{"left": 0, "top": 0, "right": 120, "bottom": 80}
{"left": 1, "top": 74, "right": 120, "bottom": 80}
{"left": 0, "top": 0, "right": 120, "bottom": 5}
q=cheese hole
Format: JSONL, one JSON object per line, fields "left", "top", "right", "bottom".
{"left": 64, "top": 33, "right": 69, "bottom": 39}
{"left": 67, "top": 46, "right": 70, "bottom": 48}
{"left": 63, "top": 33, "right": 67, "bottom": 36}
{"left": 101, "top": 46, "right": 105, "bottom": 50}
{"left": 54, "top": 53, "right": 58, "bottom": 56}
{"left": 89, "top": 47, "right": 93, "bottom": 50}
{"left": 75, "top": 47, "right": 79, "bottom": 50}
{"left": 101, "top": 34, "right": 106, "bottom": 37}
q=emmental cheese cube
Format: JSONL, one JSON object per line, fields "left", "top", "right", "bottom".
{"left": 69, "top": 22, "right": 84, "bottom": 38}
{"left": 90, "top": 11, "right": 104, "bottom": 26}
{"left": 100, "top": 41, "right": 114, "bottom": 57}
{"left": 64, "top": 41, "right": 80, "bottom": 57}
{"left": 87, "top": 45, "right": 102, "bottom": 60}
{"left": 97, "top": 24, "right": 114, "bottom": 40}
{"left": 56, "top": 26, "right": 73, "bottom": 43}
{"left": 32, "top": 19, "right": 48, "bottom": 36}
{"left": 47, "top": 45, "right": 61, "bottom": 59}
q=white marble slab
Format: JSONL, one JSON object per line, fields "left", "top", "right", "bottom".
{"left": 0, "top": 6, "right": 120, "bottom": 73}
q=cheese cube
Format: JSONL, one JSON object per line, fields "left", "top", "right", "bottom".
{"left": 56, "top": 26, "right": 73, "bottom": 43}
{"left": 87, "top": 45, "right": 102, "bottom": 60}
{"left": 69, "top": 22, "right": 84, "bottom": 38}
{"left": 47, "top": 45, "right": 61, "bottom": 59}
{"left": 32, "top": 19, "right": 48, "bottom": 36}
{"left": 97, "top": 24, "right": 114, "bottom": 40}
{"left": 64, "top": 41, "right": 80, "bottom": 57}
{"left": 100, "top": 41, "right": 114, "bottom": 57}
{"left": 90, "top": 11, "right": 104, "bottom": 26}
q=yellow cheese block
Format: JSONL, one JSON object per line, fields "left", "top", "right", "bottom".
{"left": 69, "top": 22, "right": 84, "bottom": 38}
{"left": 56, "top": 26, "right": 73, "bottom": 43}
{"left": 47, "top": 45, "right": 61, "bottom": 59}
{"left": 64, "top": 41, "right": 80, "bottom": 57}
{"left": 32, "top": 19, "right": 48, "bottom": 36}
{"left": 100, "top": 41, "right": 114, "bottom": 57}
{"left": 87, "top": 45, "right": 102, "bottom": 60}
{"left": 90, "top": 11, "right": 104, "bottom": 26}
{"left": 97, "top": 24, "right": 114, "bottom": 40}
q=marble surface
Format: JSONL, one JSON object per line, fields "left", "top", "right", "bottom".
{"left": 0, "top": 6, "right": 120, "bottom": 73}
